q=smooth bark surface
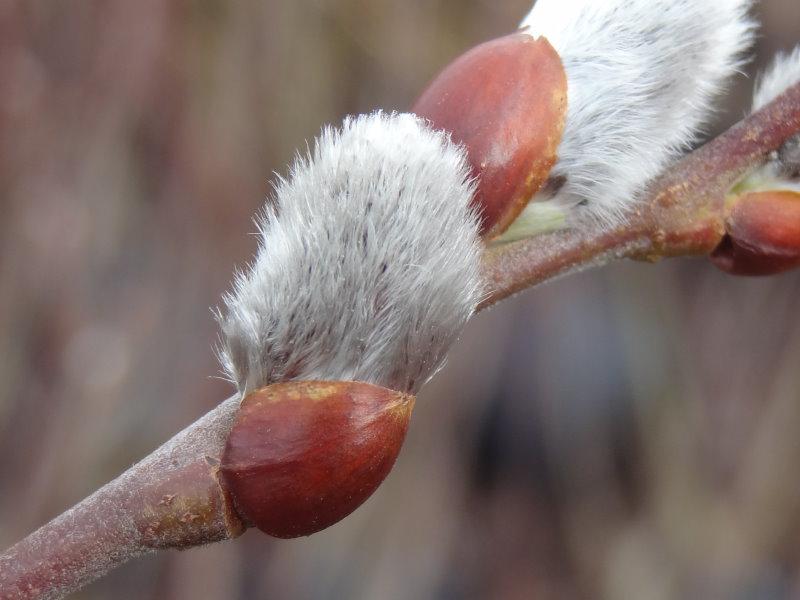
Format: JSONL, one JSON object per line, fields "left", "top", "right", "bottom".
{"left": 0, "top": 397, "right": 244, "bottom": 600}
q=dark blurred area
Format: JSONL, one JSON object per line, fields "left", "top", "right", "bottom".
{"left": 2, "top": 1, "right": 800, "bottom": 598}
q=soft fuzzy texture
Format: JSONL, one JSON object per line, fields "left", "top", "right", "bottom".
{"left": 519, "top": 0, "right": 755, "bottom": 229}
{"left": 753, "top": 45, "right": 800, "bottom": 111}
{"left": 217, "top": 112, "right": 482, "bottom": 396}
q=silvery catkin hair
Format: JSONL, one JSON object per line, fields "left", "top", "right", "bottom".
{"left": 217, "top": 112, "right": 482, "bottom": 396}
{"left": 519, "top": 0, "right": 755, "bottom": 229}
{"left": 753, "top": 45, "right": 800, "bottom": 111}
{"left": 217, "top": 3, "right": 760, "bottom": 398}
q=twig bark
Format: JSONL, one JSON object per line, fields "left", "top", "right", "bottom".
{"left": 1, "top": 82, "right": 798, "bottom": 600}
{"left": 0, "top": 398, "right": 244, "bottom": 600}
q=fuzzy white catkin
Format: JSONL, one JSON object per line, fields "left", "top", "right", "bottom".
{"left": 753, "top": 45, "right": 800, "bottom": 111}
{"left": 519, "top": 0, "right": 755, "bottom": 228}
{"left": 217, "top": 112, "right": 482, "bottom": 396}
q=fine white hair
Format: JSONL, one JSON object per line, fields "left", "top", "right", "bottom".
{"left": 518, "top": 0, "right": 755, "bottom": 229}
{"left": 217, "top": 111, "right": 482, "bottom": 396}
{"left": 753, "top": 45, "right": 800, "bottom": 111}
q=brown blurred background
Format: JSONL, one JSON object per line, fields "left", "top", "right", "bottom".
{"left": 1, "top": 1, "right": 799, "bottom": 598}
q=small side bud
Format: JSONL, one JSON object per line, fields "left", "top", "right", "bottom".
{"left": 412, "top": 33, "right": 567, "bottom": 239}
{"left": 219, "top": 381, "right": 414, "bottom": 539}
{"left": 710, "top": 191, "right": 800, "bottom": 276}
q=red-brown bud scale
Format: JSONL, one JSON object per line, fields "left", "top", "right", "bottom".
{"left": 219, "top": 381, "right": 414, "bottom": 539}
{"left": 711, "top": 190, "right": 800, "bottom": 276}
{"left": 412, "top": 33, "right": 567, "bottom": 239}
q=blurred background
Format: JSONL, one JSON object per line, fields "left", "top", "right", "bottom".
{"left": 1, "top": 1, "right": 799, "bottom": 598}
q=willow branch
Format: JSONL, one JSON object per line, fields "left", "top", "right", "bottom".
{"left": 480, "top": 81, "right": 800, "bottom": 309}
{"left": 1, "top": 82, "right": 799, "bottom": 600}
{"left": 0, "top": 398, "right": 244, "bottom": 600}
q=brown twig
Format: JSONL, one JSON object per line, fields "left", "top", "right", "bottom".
{"left": 1, "top": 83, "right": 799, "bottom": 600}
{"left": 0, "top": 398, "right": 244, "bottom": 600}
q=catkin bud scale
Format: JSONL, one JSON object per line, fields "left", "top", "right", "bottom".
{"left": 219, "top": 381, "right": 414, "bottom": 539}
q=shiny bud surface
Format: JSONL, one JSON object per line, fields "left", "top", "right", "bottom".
{"left": 711, "top": 190, "right": 800, "bottom": 276}
{"left": 220, "top": 381, "right": 414, "bottom": 539}
{"left": 412, "top": 33, "right": 567, "bottom": 239}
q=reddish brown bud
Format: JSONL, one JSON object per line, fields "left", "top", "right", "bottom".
{"left": 412, "top": 33, "right": 567, "bottom": 239}
{"left": 219, "top": 380, "right": 414, "bottom": 539}
{"left": 710, "top": 190, "right": 800, "bottom": 276}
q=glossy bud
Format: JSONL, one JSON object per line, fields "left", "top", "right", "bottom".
{"left": 412, "top": 32, "right": 567, "bottom": 239}
{"left": 710, "top": 190, "right": 800, "bottom": 276}
{"left": 219, "top": 380, "right": 414, "bottom": 539}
